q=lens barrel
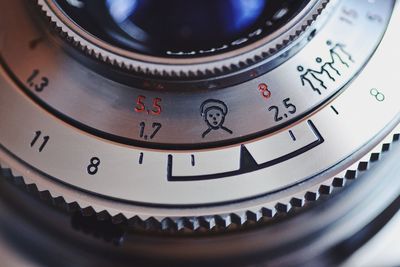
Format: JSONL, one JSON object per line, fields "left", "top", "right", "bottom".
{"left": 54, "top": 0, "right": 310, "bottom": 57}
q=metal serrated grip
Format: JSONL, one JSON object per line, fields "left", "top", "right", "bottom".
{"left": 37, "top": 0, "right": 332, "bottom": 79}
{"left": 0, "top": 129, "right": 398, "bottom": 232}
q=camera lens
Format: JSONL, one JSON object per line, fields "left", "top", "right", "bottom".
{"left": 54, "top": 0, "right": 310, "bottom": 57}
{"left": 1, "top": 0, "right": 400, "bottom": 266}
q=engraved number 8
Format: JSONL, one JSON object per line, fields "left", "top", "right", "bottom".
{"left": 87, "top": 157, "right": 101, "bottom": 175}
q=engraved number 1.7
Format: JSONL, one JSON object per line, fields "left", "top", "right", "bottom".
{"left": 139, "top": 122, "right": 162, "bottom": 140}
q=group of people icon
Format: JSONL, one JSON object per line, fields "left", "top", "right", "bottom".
{"left": 298, "top": 41, "right": 354, "bottom": 95}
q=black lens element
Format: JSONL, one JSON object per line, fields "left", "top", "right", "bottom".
{"left": 54, "top": 0, "right": 310, "bottom": 58}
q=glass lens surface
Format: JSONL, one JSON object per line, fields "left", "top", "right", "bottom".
{"left": 54, "top": 0, "right": 310, "bottom": 57}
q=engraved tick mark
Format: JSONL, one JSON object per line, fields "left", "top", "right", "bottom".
{"left": 139, "top": 152, "right": 144, "bottom": 164}
{"left": 289, "top": 130, "right": 296, "bottom": 141}
{"left": 167, "top": 154, "right": 173, "bottom": 178}
{"left": 191, "top": 154, "right": 195, "bottom": 166}
{"left": 330, "top": 105, "right": 339, "bottom": 115}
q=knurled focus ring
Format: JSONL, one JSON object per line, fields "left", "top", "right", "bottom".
{"left": 37, "top": 0, "right": 333, "bottom": 79}
{"left": 0, "top": 128, "right": 398, "bottom": 233}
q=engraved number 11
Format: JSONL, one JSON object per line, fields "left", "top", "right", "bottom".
{"left": 30, "top": 131, "right": 50, "bottom": 152}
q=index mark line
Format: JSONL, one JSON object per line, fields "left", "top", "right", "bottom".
{"left": 330, "top": 105, "right": 339, "bottom": 115}
{"left": 191, "top": 154, "right": 195, "bottom": 166}
{"left": 167, "top": 120, "right": 324, "bottom": 182}
{"left": 139, "top": 152, "right": 144, "bottom": 164}
{"left": 289, "top": 130, "right": 296, "bottom": 141}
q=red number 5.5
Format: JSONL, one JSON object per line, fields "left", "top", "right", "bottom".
{"left": 134, "top": 95, "right": 162, "bottom": 116}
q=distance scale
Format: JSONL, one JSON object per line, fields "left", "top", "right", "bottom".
{"left": 0, "top": 0, "right": 399, "bottom": 213}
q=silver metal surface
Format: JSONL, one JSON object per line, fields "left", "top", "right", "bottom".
{"left": 0, "top": 0, "right": 392, "bottom": 146}
{"left": 0, "top": 0, "right": 397, "bottom": 224}
{"left": 0, "top": 1, "right": 400, "bottom": 266}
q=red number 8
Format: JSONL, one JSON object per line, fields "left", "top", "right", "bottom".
{"left": 258, "top": 83, "right": 271, "bottom": 99}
